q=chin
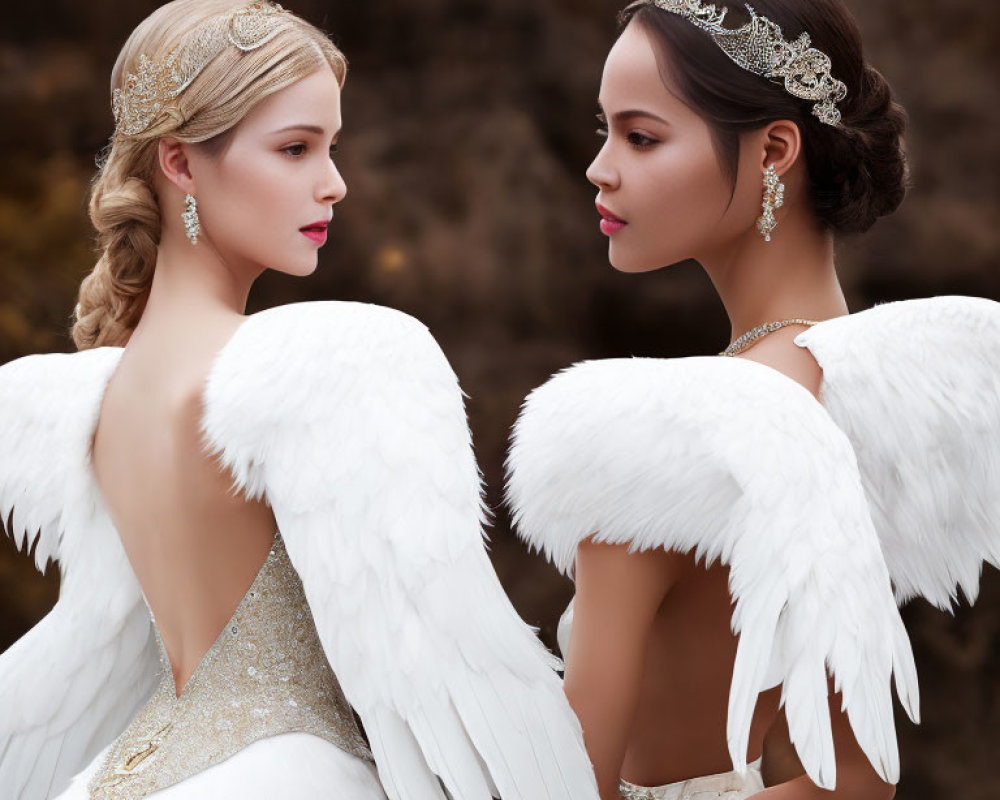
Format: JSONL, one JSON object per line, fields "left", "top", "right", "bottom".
{"left": 273, "top": 258, "right": 319, "bottom": 278}
{"left": 293, "top": 262, "right": 319, "bottom": 277}
{"left": 608, "top": 243, "right": 669, "bottom": 274}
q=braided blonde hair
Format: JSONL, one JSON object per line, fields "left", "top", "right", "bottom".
{"left": 72, "top": 0, "right": 347, "bottom": 350}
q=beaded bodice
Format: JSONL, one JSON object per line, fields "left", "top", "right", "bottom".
{"left": 87, "top": 531, "right": 373, "bottom": 799}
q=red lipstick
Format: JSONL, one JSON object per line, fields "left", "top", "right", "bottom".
{"left": 300, "top": 219, "right": 330, "bottom": 245}
{"left": 596, "top": 202, "right": 627, "bottom": 236}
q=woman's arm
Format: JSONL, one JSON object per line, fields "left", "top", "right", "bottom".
{"left": 755, "top": 677, "right": 896, "bottom": 800}
{"left": 563, "top": 538, "right": 685, "bottom": 800}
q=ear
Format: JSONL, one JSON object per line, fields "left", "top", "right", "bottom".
{"left": 757, "top": 120, "right": 802, "bottom": 176}
{"left": 157, "top": 137, "right": 196, "bottom": 195}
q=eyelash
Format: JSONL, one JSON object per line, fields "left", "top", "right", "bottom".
{"left": 626, "top": 132, "right": 656, "bottom": 149}
{"left": 282, "top": 143, "right": 339, "bottom": 158}
{"left": 595, "top": 113, "right": 658, "bottom": 151}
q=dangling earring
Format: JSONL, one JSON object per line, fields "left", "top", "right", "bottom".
{"left": 182, "top": 193, "right": 200, "bottom": 245}
{"left": 756, "top": 164, "right": 785, "bottom": 242}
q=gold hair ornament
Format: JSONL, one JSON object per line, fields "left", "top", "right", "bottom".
{"left": 639, "top": 0, "right": 848, "bottom": 126}
{"left": 111, "top": 1, "right": 293, "bottom": 138}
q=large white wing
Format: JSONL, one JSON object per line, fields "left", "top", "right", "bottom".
{"left": 198, "top": 301, "right": 598, "bottom": 800}
{"left": 504, "top": 356, "right": 920, "bottom": 791}
{"left": 0, "top": 348, "right": 159, "bottom": 800}
{"left": 795, "top": 295, "right": 1000, "bottom": 610}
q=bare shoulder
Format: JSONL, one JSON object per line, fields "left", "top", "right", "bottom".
{"left": 575, "top": 537, "right": 692, "bottom": 606}
{"left": 577, "top": 536, "right": 691, "bottom": 576}
{"left": 736, "top": 326, "right": 823, "bottom": 401}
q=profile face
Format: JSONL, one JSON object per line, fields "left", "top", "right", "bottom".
{"left": 184, "top": 64, "right": 346, "bottom": 278}
{"left": 586, "top": 20, "right": 757, "bottom": 273}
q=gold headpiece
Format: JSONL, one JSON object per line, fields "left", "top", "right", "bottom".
{"left": 641, "top": 0, "right": 848, "bottom": 126}
{"left": 112, "top": 1, "right": 293, "bottom": 138}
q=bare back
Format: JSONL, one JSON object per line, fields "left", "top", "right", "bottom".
{"left": 621, "top": 558, "right": 783, "bottom": 785}
{"left": 90, "top": 318, "right": 278, "bottom": 698}
{"left": 566, "top": 327, "right": 825, "bottom": 794}
{"left": 622, "top": 327, "right": 823, "bottom": 784}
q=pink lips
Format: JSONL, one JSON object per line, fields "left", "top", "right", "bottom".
{"left": 596, "top": 202, "right": 627, "bottom": 236}
{"left": 300, "top": 219, "right": 329, "bottom": 245}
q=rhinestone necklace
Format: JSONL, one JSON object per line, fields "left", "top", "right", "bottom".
{"left": 719, "top": 318, "right": 819, "bottom": 357}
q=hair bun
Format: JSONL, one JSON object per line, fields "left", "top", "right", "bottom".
{"left": 819, "top": 63, "right": 910, "bottom": 234}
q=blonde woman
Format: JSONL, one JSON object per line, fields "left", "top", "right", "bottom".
{"left": 0, "top": 2, "right": 599, "bottom": 799}
{"left": 506, "top": 1, "right": 1000, "bottom": 799}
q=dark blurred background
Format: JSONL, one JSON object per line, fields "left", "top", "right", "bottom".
{"left": 1, "top": 1, "right": 997, "bottom": 797}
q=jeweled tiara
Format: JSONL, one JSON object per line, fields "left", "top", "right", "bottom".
{"left": 636, "top": 0, "right": 848, "bottom": 127}
{"left": 111, "top": 1, "right": 292, "bottom": 138}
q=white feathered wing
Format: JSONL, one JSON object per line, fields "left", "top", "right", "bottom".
{"left": 198, "top": 301, "right": 598, "bottom": 800}
{"left": 0, "top": 348, "right": 159, "bottom": 800}
{"left": 505, "top": 355, "right": 920, "bottom": 790}
{"left": 795, "top": 295, "right": 1000, "bottom": 610}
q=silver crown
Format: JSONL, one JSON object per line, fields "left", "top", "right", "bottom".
{"left": 645, "top": 0, "right": 848, "bottom": 126}
{"left": 112, "top": 1, "right": 292, "bottom": 138}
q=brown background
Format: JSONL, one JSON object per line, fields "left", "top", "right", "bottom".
{"left": 1, "top": 1, "right": 998, "bottom": 797}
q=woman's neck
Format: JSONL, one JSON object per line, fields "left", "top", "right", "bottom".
{"left": 124, "top": 232, "right": 258, "bottom": 349}
{"left": 152, "top": 232, "right": 256, "bottom": 315}
{"left": 698, "top": 203, "right": 849, "bottom": 344}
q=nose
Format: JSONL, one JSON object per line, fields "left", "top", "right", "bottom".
{"left": 586, "top": 140, "right": 619, "bottom": 191}
{"left": 321, "top": 158, "right": 347, "bottom": 204}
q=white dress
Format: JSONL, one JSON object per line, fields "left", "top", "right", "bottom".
{"left": 506, "top": 295, "right": 1000, "bottom": 794}
{"left": 618, "top": 758, "right": 764, "bottom": 800}
{"left": 0, "top": 301, "right": 601, "bottom": 800}
{"left": 63, "top": 735, "right": 382, "bottom": 800}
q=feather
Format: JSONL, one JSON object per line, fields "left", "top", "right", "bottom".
{"left": 795, "top": 295, "right": 1000, "bottom": 610}
{"left": 504, "top": 355, "right": 919, "bottom": 790}
{"left": 198, "top": 301, "right": 598, "bottom": 800}
{"left": 0, "top": 348, "right": 160, "bottom": 799}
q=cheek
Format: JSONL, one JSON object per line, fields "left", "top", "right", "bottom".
{"left": 223, "top": 160, "right": 295, "bottom": 225}
{"left": 206, "top": 157, "right": 308, "bottom": 260}
{"left": 613, "top": 142, "right": 737, "bottom": 271}
{"left": 641, "top": 144, "right": 733, "bottom": 234}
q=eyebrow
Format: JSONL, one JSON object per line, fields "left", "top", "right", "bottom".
{"left": 597, "top": 104, "right": 670, "bottom": 126}
{"left": 271, "top": 124, "right": 340, "bottom": 136}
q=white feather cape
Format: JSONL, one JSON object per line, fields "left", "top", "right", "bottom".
{"left": 506, "top": 294, "right": 1000, "bottom": 790}
{"left": 794, "top": 295, "right": 1000, "bottom": 610}
{"left": 0, "top": 301, "right": 599, "bottom": 800}
{"left": 505, "top": 351, "right": 920, "bottom": 791}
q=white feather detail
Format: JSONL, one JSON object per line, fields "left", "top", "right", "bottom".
{"left": 794, "top": 295, "right": 1000, "bottom": 611}
{"left": 197, "top": 301, "right": 599, "bottom": 800}
{"left": 0, "top": 348, "right": 160, "bottom": 800}
{"left": 504, "top": 355, "right": 920, "bottom": 790}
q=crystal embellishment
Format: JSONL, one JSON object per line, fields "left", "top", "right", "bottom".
{"left": 182, "top": 193, "right": 200, "bottom": 244}
{"left": 645, "top": 0, "right": 848, "bottom": 126}
{"left": 87, "top": 532, "right": 373, "bottom": 799}
{"left": 111, "top": 1, "right": 292, "bottom": 138}
{"left": 719, "top": 318, "right": 819, "bottom": 357}
{"left": 756, "top": 163, "right": 785, "bottom": 242}
{"left": 619, "top": 781, "right": 656, "bottom": 800}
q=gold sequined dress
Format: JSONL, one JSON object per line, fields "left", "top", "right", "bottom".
{"left": 55, "top": 532, "right": 386, "bottom": 800}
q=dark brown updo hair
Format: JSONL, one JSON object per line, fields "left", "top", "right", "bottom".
{"left": 620, "top": 0, "right": 910, "bottom": 235}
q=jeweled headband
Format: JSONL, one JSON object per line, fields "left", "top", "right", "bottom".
{"left": 634, "top": 0, "right": 848, "bottom": 127}
{"left": 111, "top": 1, "right": 293, "bottom": 138}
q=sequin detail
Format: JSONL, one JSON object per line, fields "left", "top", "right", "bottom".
{"left": 619, "top": 757, "right": 764, "bottom": 800}
{"left": 88, "top": 532, "right": 373, "bottom": 799}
